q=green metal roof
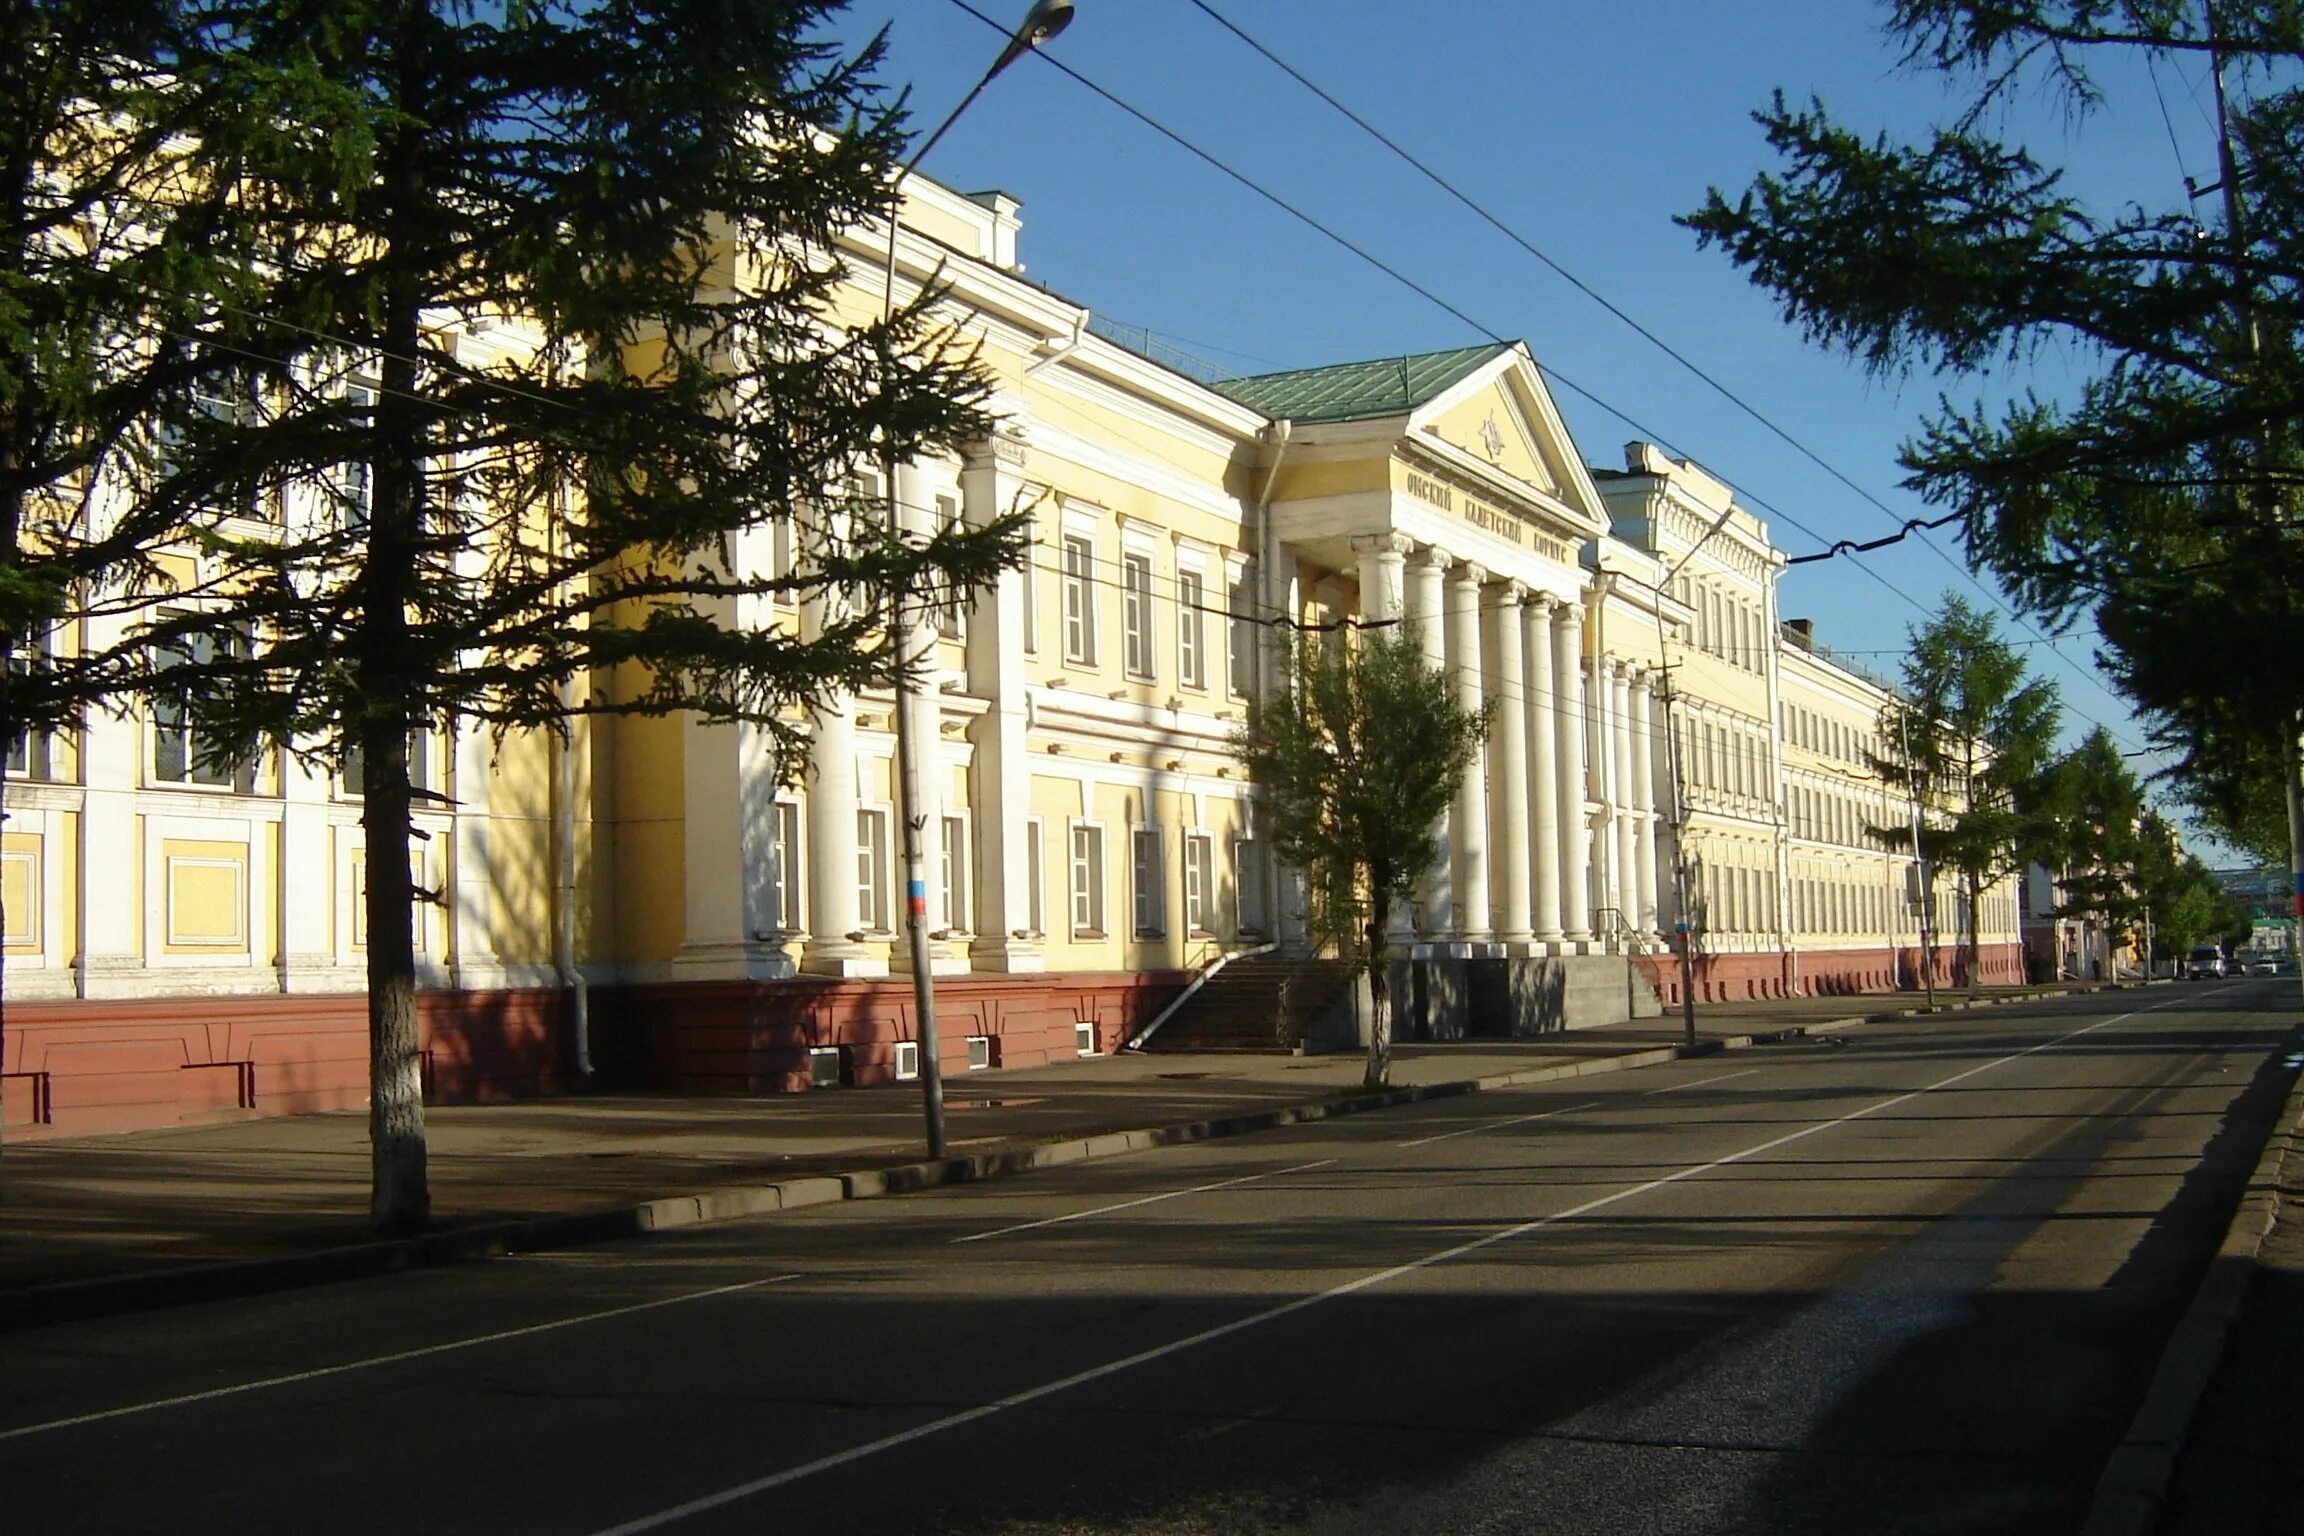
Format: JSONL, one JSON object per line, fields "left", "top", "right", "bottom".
{"left": 1211, "top": 342, "right": 1512, "bottom": 424}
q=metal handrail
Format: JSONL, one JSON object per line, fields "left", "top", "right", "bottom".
{"left": 1123, "top": 941, "right": 1278, "bottom": 1051}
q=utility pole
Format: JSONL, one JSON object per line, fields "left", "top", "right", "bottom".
{"left": 1899, "top": 702, "right": 1937, "bottom": 1009}
{"left": 1659, "top": 663, "right": 1698, "bottom": 1048}
{"left": 878, "top": 0, "right": 1076, "bottom": 1160}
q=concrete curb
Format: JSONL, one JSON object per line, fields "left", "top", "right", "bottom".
{"left": 5, "top": 1020, "right": 1849, "bottom": 1331}
{"left": 2080, "top": 1049, "right": 2304, "bottom": 1536}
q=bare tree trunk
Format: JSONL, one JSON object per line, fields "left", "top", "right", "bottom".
{"left": 362, "top": 63, "right": 429, "bottom": 1233}
{"left": 1363, "top": 889, "right": 1390, "bottom": 1090}
{"left": 1966, "top": 867, "right": 1983, "bottom": 996}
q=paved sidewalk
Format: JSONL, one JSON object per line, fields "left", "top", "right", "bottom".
{"left": 0, "top": 988, "right": 2079, "bottom": 1319}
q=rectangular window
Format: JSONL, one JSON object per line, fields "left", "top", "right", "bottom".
{"left": 6, "top": 636, "right": 53, "bottom": 782}
{"left": 337, "top": 723, "right": 438, "bottom": 800}
{"left": 1025, "top": 817, "right": 1045, "bottom": 937}
{"left": 1131, "top": 826, "right": 1163, "bottom": 937}
{"left": 1184, "top": 831, "right": 1214, "bottom": 934}
{"left": 1069, "top": 823, "right": 1105, "bottom": 936}
{"left": 1228, "top": 566, "right": 1255, "bottom": 697}
{"left": 934, "top": 494, "right": 965, "bottom": 639}
{"left": 335, "top": 383, "right": 374, "bottom": 530}
{"left": 771, "top": 516, "right": 798, "bottom": 611}
{"left": 939, "top": 815, "right": 969, "bottom": 935}
{"left": 1176, "top": 569, "right": 1206, "bottom": 689}
{"left": 151, "top": 628, "right": 253, "bottom": 790}
{"left": 773, "top": 801, "right": 803, "bottom": 932}
{"left": 1122, "top": 551, "right": 1154, "bottom": 679}
{"left": 857, "top": 808, "right": 889, "bottom": 932}
{"left": 1063, "top": 534, "right": 1097, "bottom": 665}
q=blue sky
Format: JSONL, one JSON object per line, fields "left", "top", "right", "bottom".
{"left": 821, "top": 0, "right": 2242, "bottom": 848}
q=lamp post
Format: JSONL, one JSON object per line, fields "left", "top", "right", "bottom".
{"left": 879, "top": 0, "right": 1074, "bottom": 1161}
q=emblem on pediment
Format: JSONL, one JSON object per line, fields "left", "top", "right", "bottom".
{"left": 1479, "top": 412, "right": 1505, "bottom": 462}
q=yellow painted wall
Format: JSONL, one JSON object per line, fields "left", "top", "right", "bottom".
{"left": 2, "top": 832, "right": 39, "bottom": 951}
{"left": 160, "top": 836, "right": 248, "bottom": 953}
{"left": 1428, "top": 386, "right": 1557, "bottom": 494}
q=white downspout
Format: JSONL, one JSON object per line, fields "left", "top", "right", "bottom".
{"left": 1254, "top": 419, "right": 1291, "bottom": 944}
{"left": 556, "top": 691, "right": 591, "bottom": 1079}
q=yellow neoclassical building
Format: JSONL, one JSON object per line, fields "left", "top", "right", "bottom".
{"left": 1, "top": 169, "right": 2021, "bottom": 1136}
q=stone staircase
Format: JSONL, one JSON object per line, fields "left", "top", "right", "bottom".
{"left": 1138, "top": 956, "right": 1356, "bottom": 1054}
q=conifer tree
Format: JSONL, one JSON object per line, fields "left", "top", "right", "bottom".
{"left": 80, "top": 0, "right": 1019, "bottom": 1228}
{"left": 1685, "top": 0, "right": 2304, "bottom": 882}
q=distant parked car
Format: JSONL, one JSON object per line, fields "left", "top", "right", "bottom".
{"left": 2245, "top": 955, "right": 2281, "bottom": 976}
{"left": 2185, "top": 946, "right": 2226, "bottom": 980}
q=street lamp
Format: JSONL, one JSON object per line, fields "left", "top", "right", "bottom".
{"left": 879, "top": 0, "right": 1074, "bottom": 1161}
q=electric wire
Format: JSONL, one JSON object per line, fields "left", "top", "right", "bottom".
{"left": 936, "top": 0, "right": 2146, "bottom": 745}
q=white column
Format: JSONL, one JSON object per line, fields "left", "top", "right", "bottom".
{"left": 1524, "top": 595, "right": 1563, "bottom": 946}
{"left": 1359, "top": 534, "right": 1416, "bottom": 946}
{"left": 1553, "top": 600, "right": 1592, "bottom": 945}
{"left": 963, "top": 436, "right": 1041, "bottom": 972}
{"left": 1447, "top": 561, "right": 1490, "bottom": 944}
{"left": 1409, "top": 544, "right": 1448, "bottom": 668}
{"left": 1589, "top": 655, "right": 1618, "bottom": 928}
{"left": 1633, "top": 673, "right": 1662, "bottom": 933}
{"left": 448, "top": 718, "right": 501, "bottom": 988}
{"left": 277, "top": 753, "right": 334, "bottom": 990}
{"left": 1355, "top": 532, "right": 1412, "bottom": 626}
{"left": 1611, "top": 663, "right": 1639, "bottom": 938}
{"left": 802, "top": 546, "right": 878, "bottom": 976}
{"left": 1411, "top": 545, "right": 1452, "bottom": 938}
{"left": 1487, "top": 579, "right": 1533, "bottom": 948}
{"left": 890, "top": 461, "right": 950, "bottom": 974}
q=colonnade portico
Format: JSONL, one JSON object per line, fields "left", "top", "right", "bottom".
{"left": 1352, "top": 534, "right": 1670, "bottom": 959}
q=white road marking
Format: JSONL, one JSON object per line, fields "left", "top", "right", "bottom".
{"left": 1395, "top": 1102, "right": 1597, "bottom": 1149}
{"left": 586, "top": 997, "right": 2182, "bottom": 1535}
{"left": 951, "top": 1159, "right": 1336, "bottom": 1244}
{"left": 1645, "top": 1069, "right": 1758, "bottom": 1095}
{"left": 0, "top": 1272, "right": 804, "bottom": 1444}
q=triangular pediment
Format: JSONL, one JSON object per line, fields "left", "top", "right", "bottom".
{"left": 1406, "top": 346, "right": 1610, "bottom": 539}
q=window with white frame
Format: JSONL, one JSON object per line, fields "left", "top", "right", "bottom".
{"left": 1069, "top": 822, "right": 1105, "bottom": 936}
{"left": 1062, "top": 533, "right": 1097, "bottom": 664}
{"left": 939, "top": 815, "right": 969, "bottom": 934}
{"left": 1022, "top": 522, "right": 1040, "bottom": 653}
{"left": 772, "top": 800, "right": 803, "bottom": 932}
{"left": 934, "top": 494, "right": 965, "bottom": 639}
{"left": 856, "top": 808, "right": 889, "bottom": 932}
{"left": 1121, "top": 550, "right": 1154, "bottom": 679}
{"left": 333, "top": 382, "right": 374, "bottom": 530}
{"left": 1131, "top": 825, "right": 1163, "bottom": 937}
{"left": 339, "top": 722, "right": 440, "bottom": 800}
{"left": 6, "top": 632, "right": 55, "bottom": 782}
{"left": 1227, "top": 564, "right": 1254, "bottom": 697}
{"left": 1183, "top": 831, "right": 1214, "bottom": 934}
{"left": 155, "top": 375, "right": 268, "bottom": 521}
{"left": 1176, "top": 568, "right": 1206, "bottom": 689}
{"left": 771, "top": 515, "right": 798, "bottom": 612}
{"left": 1025, "top": 817, "right": 1045, "bottom": 936}
{"left": 151, "top": 626, "right": 255, "bottom": 790}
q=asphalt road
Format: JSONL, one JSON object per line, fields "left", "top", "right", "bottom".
{"left": 4, "top": 983, "right": 2296, "bottom": 1536}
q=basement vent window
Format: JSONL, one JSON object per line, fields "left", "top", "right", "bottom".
{"left": 1075, "top": 1020, "right": 1097, "bottom": 1057}
{"left": 893, "top": 1040, "right": 919, "bottom": 1081}
{"left": 807, "top": 1047, "right": 843, "bottom": 1089}
{"left": 967, "top": 1035, "right": 995, "bottom": 1071}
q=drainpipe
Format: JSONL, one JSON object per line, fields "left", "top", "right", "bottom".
{"left": 1254, "top": 419, "right": 1291, "bottom": 945}
{"left": 556, "top": 688, "right": 591, "bottom": 1080}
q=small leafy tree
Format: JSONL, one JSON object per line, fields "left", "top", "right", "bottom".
{"left": 2038, "top": 727, "right": 2150, "bottom": 970}
{"left": 1233, "top": 627, "right": 1486, "bottom": 1089}
{"left": 1867, "top": 596, "right": 2060, "bottom": 993}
